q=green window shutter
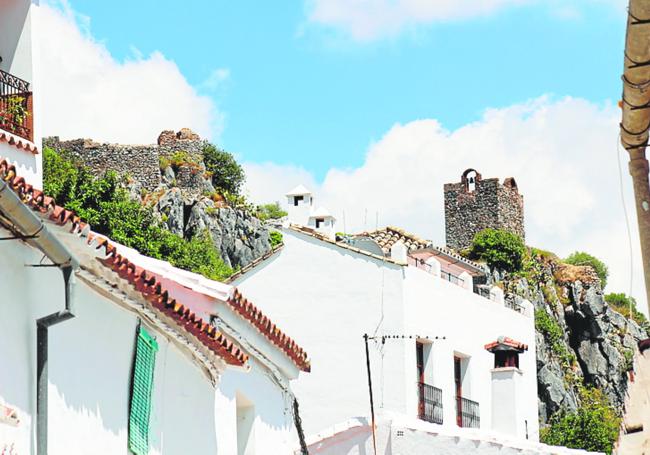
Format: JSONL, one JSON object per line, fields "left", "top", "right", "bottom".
{"left": 129, "top": 326, "right": 159, "bottom": 455}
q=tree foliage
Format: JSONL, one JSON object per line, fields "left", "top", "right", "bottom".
{"left": 540, "top": 387, "right": 620, "bottom": 454}
{"left": 605, "top": 292, "right": 649, "bottom": 332}
{"left": 469, "top": 228, "right": 526, "bottom": 272}
{"left": 269, "top": 230, "right": 283, "bottom": 248}
{"left": 256, "top": 202, "right": 287, "bottom": 221}
{"left": 202, "top": 144, "right": 245, "bottom": 195}
{"left": 564, "top": 251, "right": 609, "bottom": 289}
{"left": 43, "top": 147, "right": 232, "bottom": 281}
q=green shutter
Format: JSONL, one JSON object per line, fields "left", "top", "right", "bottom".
{"left": 128, "top": 326, "right": 159, "bottom": 455}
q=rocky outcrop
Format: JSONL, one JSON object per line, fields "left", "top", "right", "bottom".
{"left": 186, "top": 200, "right": 270, "bottom": 269}
{"left": 130, "top": 155, "right": 271, "bottom": 270}
{"left": 491, "top": 256, "right": 648, "bottom": 425}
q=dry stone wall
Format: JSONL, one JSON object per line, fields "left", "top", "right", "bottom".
{"left": 43, "top": 129, "right": 208, "bottom": 191}
{"left": 444, "top": 169, "right": 525, "bottom": 250}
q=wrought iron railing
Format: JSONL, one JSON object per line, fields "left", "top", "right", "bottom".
{"left": 417, "top": 382, "right": 443, "bottom": 424}
{"left": 441, "top": 270, "right": 464, "bottom": 285}
{"left": 456, "top": 396, "right": 480, "bottom": 428}
{"left": 408, "top": 257, "right": 465, "bottom": 286}
{"left": 0, "top": 69, "right": 32, "bottom": 141}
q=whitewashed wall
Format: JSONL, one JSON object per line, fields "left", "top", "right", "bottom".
{"left": 235, "top": 228, "right": 539, "bottom": 443}
{"left": 402, "top": 266, "right": 539, "bottom": 440}
{"left": 0, "top": 228, "right": 298, "bottom": 454}
{"left": 0, "top": 0, "right": 41, "bottom": 188}
{"left": 0, "top": 0, "right": 34, "bottom": 82}
{"left": 305, "top": 414, "right": 600, "bottom": 455}
{"left": 233, "top": 229, "right": 406, "bottom": 436}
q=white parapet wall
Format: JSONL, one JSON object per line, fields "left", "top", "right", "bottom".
{"left": 302, "top": 413, "right": 604, "bottom": 455}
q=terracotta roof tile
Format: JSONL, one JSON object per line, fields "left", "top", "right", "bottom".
{"left": 484, "top": 336, "right": 528, "bottom": 352}
{"left": 289, "top": 224, "right": 406, "bottom": 266}
{"left": 227, "top": 288, "right": 311, "bottom": 372}
{"left": 0, "top": 158, "right": 249, "bottom": 366}
{"left": 0, "top": 130, "right": 38, "bottom": 154}
{"left": 0, "top": 157, "right": 311, "bottom": 372}
{"left": 357, "top": 226, "right": 430, "bottom": 255}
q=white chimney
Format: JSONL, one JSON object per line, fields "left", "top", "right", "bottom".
{"left": 390, "top": 241, "right": 408, "bottom": 263}
{"left": 285, "top": 184, "right": 313, "bottom": 226}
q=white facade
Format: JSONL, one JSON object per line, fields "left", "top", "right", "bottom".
{"left": 232, "top": 226, "right": 539, "bottom": 443}
{"left": 0, "top": 218, "right": 303, "bottom": 454}
{"left": 302, "top": 413, "right": 602, "bottom": 455}
{"left": 0, "top": 0, "right": 41, "bottom": 187}
{"left": 285, "top": 185, "right": 336, "bottom": 238}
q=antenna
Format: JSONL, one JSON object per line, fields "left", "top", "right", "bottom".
{"left": 343, "top": 210, "right": 347, "bottom": 235}
{"left": 364, "top": 208, "right": 368, "bottom": 230}
{"left": 375, "top": 211, "right": 379, "bottom": 230}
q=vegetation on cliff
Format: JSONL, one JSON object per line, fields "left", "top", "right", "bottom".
{"left": 467, "top": 229, "right": 646, "bottom": 454}
{"left": 540, "top": 387, "right": 620, "bottom": 454}
{"left": 468, "top": 228, "right": 526, "bottom": 272}
{"left": 43, "top": 147, "right": 233, "bottom": 281}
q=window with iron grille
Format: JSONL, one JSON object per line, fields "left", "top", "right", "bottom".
{"left": 128, "top": 326, "right": 158, "bottom": 455}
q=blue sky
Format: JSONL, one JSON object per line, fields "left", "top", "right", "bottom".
{"left": 66, "top": 1, "right": 625, "bottom": 179}
{"left": 41, "top": 0, "right": 646, "bottom": 310}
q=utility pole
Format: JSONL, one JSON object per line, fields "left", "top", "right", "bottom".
{"left": 620, "top": 0, "right": 650, "bottom": 316}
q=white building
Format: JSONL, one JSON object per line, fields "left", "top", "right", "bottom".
{"left": 0, "top": 0, "right": 41, "bottom": 187}
{"left": 228, "top": 186, "right": 582, "bottom": 453}
{"left": 0, "top": 8, "right": 310, "bottom": 453}
{"left": 285, "top": 185, "right": 336, "bottom": 239}
{"left": 0, "top": 158, "right": 311, "bottom": 455}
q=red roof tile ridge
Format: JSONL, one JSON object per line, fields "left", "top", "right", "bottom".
{"left": 289, "top": 224, "right": 406, "bottom": 266}
{"left": 227, "top": 287, "right": 311, "bottom": 372}
{"left": 0, "top": 131, "right": 38, "bottom": 154}
{"left": 0, "top": 156, "right": 311, "bottom": 371}
{"left": 96, "top": 242, "right": 250, "bottom": 366}
{"left": 0, "top": 157, "right": 248, "bottom": 367}
{"left": 484, "top": 336, "right": 528, "bottom": 352}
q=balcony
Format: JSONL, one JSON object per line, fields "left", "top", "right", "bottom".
{"left": 417, "top": 382, "right": 443, "bottom": 424}
{"left": 0, "top": 69, "right": 32, "bottom": 142}
{"left": 456, "top": 396, "right": 480, "bottom": 428}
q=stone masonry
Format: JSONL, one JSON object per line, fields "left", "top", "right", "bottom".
{"left": 444, "top": 168, "right": 525, "bottom": 250}
{"left": 43, "top": 128, "right": 208, "bottom": 191}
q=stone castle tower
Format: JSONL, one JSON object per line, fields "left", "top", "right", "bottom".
{"left": 444, "top": 169, "right": 525, "bottom": 250}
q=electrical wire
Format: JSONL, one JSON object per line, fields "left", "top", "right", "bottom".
{"left": 616, "top": 133, "right": 636, "bottom": 329}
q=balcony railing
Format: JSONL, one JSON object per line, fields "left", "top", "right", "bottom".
{"left": 417, "top": 382, "right": 443, "bottom": 424}
{"left": 456, "top": 396, "right": 480, "bottom": 428}
{"left": 441, "top": 270, "right": 464, "bottom": 286}
{"left": 0, "top": 69, "right": 33, "bottom": 142}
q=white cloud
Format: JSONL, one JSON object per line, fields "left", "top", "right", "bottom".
{"left": 244, "top": 96, "right": 649, "bottom": 315}
{"left": 200, "top": 68, "right": 231, "bottom": 92}
{"left": 305, "top": 0, "right": 626, "bottom": 41}
{"left": 305, "top": 0, "right": 529, "bottom": 41}
{"left": 38, "top": 2, "right": 221, "bottom": 144}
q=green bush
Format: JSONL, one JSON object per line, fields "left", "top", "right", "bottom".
{"left": 43, "top": 147, "right": 232, "bottom": 281}
{"left": 257, "top": 202, "right": 287, "bottom": 221}
{"left": 202, "top": 144, "right": 245, "bottom": 194}
{"left": 469, "top": 229, "right": 526, "bottom": 272}
{"left": 269, "top": 231, "right": 283, "bottom": 248}
{"left": 605, "top": 293, "right": 649, "bottom": 332}
{"left": 540, "top": 387, "right": 620, "bottom": 454}
{"left": 564, "top": 251, "right": 609, "bottom": 289}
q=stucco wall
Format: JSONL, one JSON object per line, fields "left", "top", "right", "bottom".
{"left": 235, "top": 228, "right": 539, "bottom": 444}
{"left": 403, "top": 266, "right": 538, "bottom": 440}
{"left": 233, "top": 229, "right": 407, "bottom": 436}
{"left": 0, "top": 0, "right": 33, "bottom": 82}
{"left": 0, "top": 226, "right": 297, "bottom": 454}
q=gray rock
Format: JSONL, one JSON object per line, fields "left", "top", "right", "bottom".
{"left": 162, "top": 166, "right": 175, "bottom": 186}
{"left": 156, "top": 188, "right": 184, "bottom": 236}
{"left": 186, "top": 201, "right": 272, "bottom": 270}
